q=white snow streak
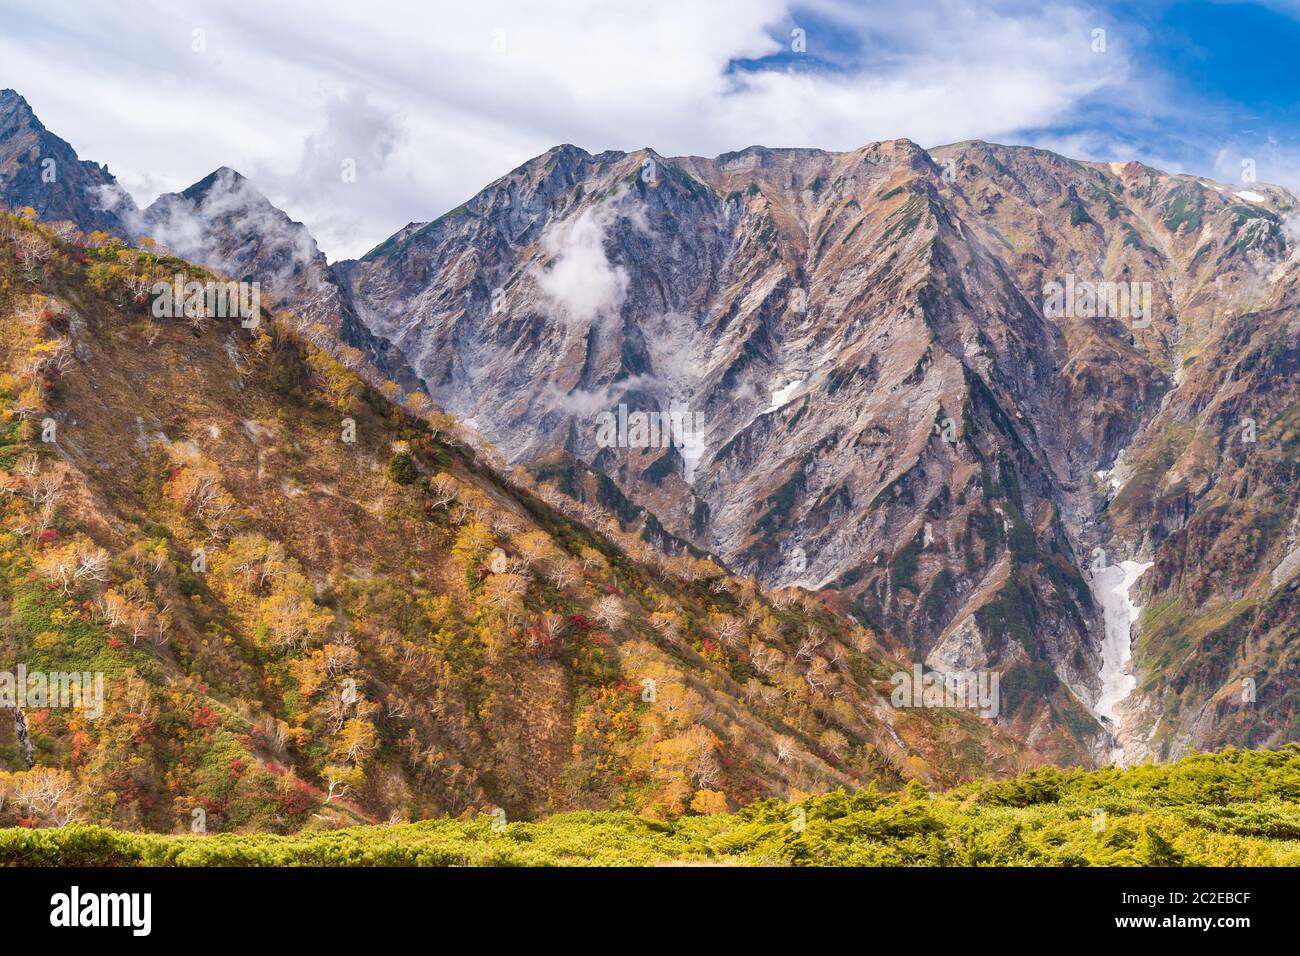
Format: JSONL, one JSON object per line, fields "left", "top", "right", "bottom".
{"left": 1090, "top": 559, "right": 1152, "bottom": 766}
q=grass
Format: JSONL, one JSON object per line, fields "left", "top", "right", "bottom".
{"left": 2, "top": 747, "right": 1297, "bottom": 866}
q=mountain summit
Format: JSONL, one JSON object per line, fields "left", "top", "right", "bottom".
{"left": 0, "top": 89, "right": 135, "bottom": 235}
{"left": 0, "top": 91, "right": 1295, "bottom": 807}
{"left": 337, "top": 137, "right": 1299, "bottom": 765}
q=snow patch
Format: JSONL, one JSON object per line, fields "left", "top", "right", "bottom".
{"left": 1096, "top": 447, "right": 1127, "bottom": 494}
{"left": 1090, "top": 559, "right": 1152, "bottom": 766}
{"left": 1236, "top": 190, "right": 1266, "bottom": 203}
{"left": 1096, "top": 467, "right": 1121, "bottom": 492}
{"left": 766, "top": 379, "right": 803, "bottom": 413}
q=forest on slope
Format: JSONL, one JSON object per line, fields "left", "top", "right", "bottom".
{"left": 0, "top": 210, "right": 1028, "bottom": 834}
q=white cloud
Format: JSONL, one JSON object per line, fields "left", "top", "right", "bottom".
{"left": 535, "top": 189, "right": 646, "bottom": 326}
{"left": 131, "top": 167, "right": 322, "bottom": 287}
{"left": 0, "top": 0, "right": 1140, "bottom": 259}
{"left": 548, "top": 374, "right": 660, "bottom": 417}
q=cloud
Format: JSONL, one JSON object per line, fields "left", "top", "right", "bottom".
{"left": 0, "top": 0, "right": 1194, "bottom": 260}
{"left": 270, "top": 89, "right": 407, "bottom": 259}
{"left": 128, "top": 168, "right": 322, "bottom": 289}
{"left": 1284, "top": 212, "right": 1300, "bottom": 245}
{"left": 548, "top": 373, "right": 660, "bottom": 417}
{"left": 535, "top": 190, "right": 642, "bottom": 326}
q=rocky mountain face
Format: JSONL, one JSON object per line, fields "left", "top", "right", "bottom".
{"left": 335, "top": 139, "right": 1299, "bottom": 767}
{"left": 0, "top": 91, "right": 413, "bottom": 390}
{"left": 1, "top": 89, "right": 1293, "bottom": 784}
{"left": 140, "top": 168, "right": 421, "bottom": 390}
{"left": 0, "top": 90, "right": 134, "bottom": 236}
{"left": 0, "top": 210, "right": 1033, "bottom": 830}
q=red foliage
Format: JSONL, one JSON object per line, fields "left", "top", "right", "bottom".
{"left": 106, "top": 637, "right": 123, "bottom": 650}
{"left": 524, "top": 625, "right": 556, "bottom": 657}
{"left": 280, "top": 783, "right": 314, "bottom": 815}
{"left": 192, "top": 705, "right": 218, "bottom": 729}
{"left": 567, "top": 613, "right": 594, "bottom": 632}
{"left": 70, "top": 730, "right": 93, "bottom": 765}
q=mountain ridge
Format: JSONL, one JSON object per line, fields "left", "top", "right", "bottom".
{"left": 1, "top": 90, "right": 1294, "bottom": 785}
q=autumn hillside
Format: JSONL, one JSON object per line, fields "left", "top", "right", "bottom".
{"left": 0, "top": 211, "right": 1032, "bottom": 835}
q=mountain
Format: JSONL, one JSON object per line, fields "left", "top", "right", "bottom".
{"left": 0, "top": 209, "right": 1034, "bottom": 831}
{"left": 0, "top": 90, "right": 415, "bottom": 388}
{"left": 0, "top": 90, "right": 135, "bottom": 236}
{"left": 0, "top": 91, "right": 1293, "bottom": 817}
{"left": 336, "top": 140, "right": 1299, "bottom": 766}
{"left": 140, "top": 167, "right": 420, "bottom": 390}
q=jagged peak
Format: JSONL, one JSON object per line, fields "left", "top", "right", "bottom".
{"left": 179, "top": 165, "right": 255, "bottom": 201}
{"left": 0, "top": 89, "right": 51, "bottom": 139}
{"left": 0, "top": 88, "right": 35, "bottom": 114}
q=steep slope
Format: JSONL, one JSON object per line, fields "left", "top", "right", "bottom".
{"left": 335, "top": 141, "right": 1119, "bottom": 763}
{"left": 932, "top": 142, "right": 1300, "bottom": 761}
{"left": 0, "top": 90, "right": 134, "bottom": 236}
{"left": 0, "top": 87, "right": 1290, "bottom": 781}
{"left": 140, "top": 168, "right": 420, "bottom": 390}
{"left": 0, "top": 212, "right": 1031, "bottom": 833}
{"left": 1108, "top": 297, "right": 1299, "bottom": 760}
{"left": 338, "top": 138, "right": 1300, "bottom": 768}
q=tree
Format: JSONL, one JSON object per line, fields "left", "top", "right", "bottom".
{"left": 14, "top": 231, "right": 53, "bottom": 283}
{"left": 819, "top": 729, "right": 849, "bottom": 760}
{"left": 334, "top": 717, "right": 379, "bottom": 765}
{"left": 481, "top": 573, "right": 528, "bottom": 627}
{"left": 322, "top": 764, "right": 362, "bottom": 803}
{"left": 689, "top": 788, "right": 729, "bottom": 815}
{"left": 593, "top": 595, "right": 626, "bottom": 631}
{"left": 712, "top": 614, "right": 744, "bottom": 648}
{"left": 257, "top": 571, "right": 332, "bottom": 651}
{"left": 4, "top": 768, "right": 85, "bottom": 826}
{"left": 428, "top": 473, "right": 459, "bottom": 509}
{"left": 222, "top": 533, "right": 288, "bottom": 590}
{"left": 305, "top": 347, "right": 361, "bottom": 411}
{"left": 387, "top": 451, "right": 418, "bottom": 485}
{"left": 404, "top": 391, "right": 432, "bottom": 418}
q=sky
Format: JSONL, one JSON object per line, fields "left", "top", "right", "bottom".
{"left": 2, "top": 0, "right": 1298, "bottom": 261}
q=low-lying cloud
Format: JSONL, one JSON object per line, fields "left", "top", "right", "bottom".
{"left": 536, "top": 190, "right": 645, "bottom": 326}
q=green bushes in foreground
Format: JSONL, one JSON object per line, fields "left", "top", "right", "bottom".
{"left": 2, "top": 746, "right": 1298, "bottom": 866}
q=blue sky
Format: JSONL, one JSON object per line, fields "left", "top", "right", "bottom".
{"left": 1, "top": 0, "right": 1297, "bottom": 259}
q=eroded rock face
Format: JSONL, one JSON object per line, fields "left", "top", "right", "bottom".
{"left": 0, "top": 89, "right": 135, "bottom": 236}
{"left": 141, "top": 168, "right": 421, "bottom": 389}
{"left": 7, "top": 81, "right": 1292, "bottom": 769}
{"left": 336, "top": 138, "right": 1299, "bottom": 765}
